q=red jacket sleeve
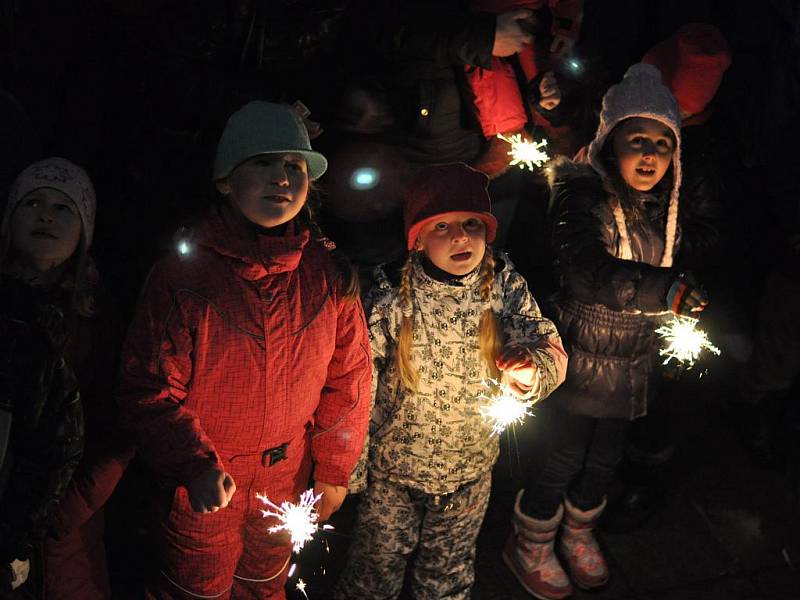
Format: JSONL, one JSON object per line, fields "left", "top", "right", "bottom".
{"left": 116, "top": 264, "right": 221, "bottom": 487}
{"left": 310, "top": 295, "right": 372, "bottom": 487}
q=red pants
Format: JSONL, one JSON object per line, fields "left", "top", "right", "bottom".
{"left": 147, "top": 450, "right": 312, "bottom": 600}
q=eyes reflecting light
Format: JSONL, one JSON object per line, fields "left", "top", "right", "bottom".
{"left": 350, "top": 168, "right": 380, "bottom": 190}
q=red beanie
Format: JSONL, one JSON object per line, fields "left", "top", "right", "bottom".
{"left": 643, "top": 23, "right": 732, "bottom": 118}
{"left": 403, "top": 163, "right": 498, "bottom": 251}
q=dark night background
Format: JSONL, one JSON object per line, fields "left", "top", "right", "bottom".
{"left": 2, "top": 1, "right": 799, "bottom": 598}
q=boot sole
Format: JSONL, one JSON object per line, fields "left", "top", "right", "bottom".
{"left": 502, "top": 550, "right": 573, "bottom": 600}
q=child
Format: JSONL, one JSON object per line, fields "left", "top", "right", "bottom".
{"left": 503, "top": 64, "right": 707, "bottom": 599}
{"left": 334, "top": 163, "right": 567, "bottom": 599}
{"left": 117, "top": 101, "right": 372, "bottom": 599}
{"left": 0, "top": 158, "right": 98, "bottom": 595}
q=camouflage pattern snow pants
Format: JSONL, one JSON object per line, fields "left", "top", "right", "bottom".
{"left": 334, "top": 471, "right": 491, "bottom": 600}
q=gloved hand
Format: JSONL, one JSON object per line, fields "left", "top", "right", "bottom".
{"left": 538, "top": 71, "right": 562, "bottom": 110}
{"left": 666, "top": 273, "right": 709, "bottom": 316}
{"left": 493, "top": 9, "right": 535, "bottom": 57}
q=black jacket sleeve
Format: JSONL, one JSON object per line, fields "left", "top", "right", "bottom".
{"left": 551, "top": 172, "right": 676, "bottom": 313}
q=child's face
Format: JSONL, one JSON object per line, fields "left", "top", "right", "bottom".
{"left": 415, "top": 212, "right": 487, "bottom": 276}
{"left": 10, "top": 188, "right": 82, "bottom": 271}
{"left": 217, "top": 153, "right": 309, "bottom": 229}
{"left": 611, "top": 117, "right": 675, "bottom": 192}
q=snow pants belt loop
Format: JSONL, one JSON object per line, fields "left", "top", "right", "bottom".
{"left": 261, "top": 442, "right": 289, "bottom": 467}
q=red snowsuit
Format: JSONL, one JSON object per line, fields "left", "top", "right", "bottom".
{"left": 466, "top": 0, "right": 583, "bottom": 136}
{"left": 117, "top": 207, "right": 372, "bottom": 599}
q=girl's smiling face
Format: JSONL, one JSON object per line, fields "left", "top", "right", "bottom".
{"left": 217, "top": 153, "right": 310, "bottom": 229}
{"left": 611, "top": 117, "right": 675, "bottom": 192}
{"left": 10, "top": 187, "right": 82, "bottom": 271}
{"left": 415, "top": 212, "right": 487, "bottom": 276}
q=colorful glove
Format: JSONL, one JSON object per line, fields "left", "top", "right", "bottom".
{"left": 666, "top": 274, "right": 709, "bottom": 316}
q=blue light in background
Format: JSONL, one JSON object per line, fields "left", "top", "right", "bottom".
{"left": 350, "top": 167, "right": 380, "bottom": 190}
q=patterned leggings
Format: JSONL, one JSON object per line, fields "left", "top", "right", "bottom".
{"left": 334, "top": 472, "right": 492, "bottom": 600}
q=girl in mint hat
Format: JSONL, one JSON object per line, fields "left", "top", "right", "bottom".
{"left": 117, "top": 101, "right": 372, "bottom": 599}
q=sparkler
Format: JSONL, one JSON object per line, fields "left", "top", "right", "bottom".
{"left": 257, "top": 489, "right": 323, "bottom": 553}
{"left": 478, "top": 379, "right": 535, "bottom": 436}
{"left": 296, "top": 579, "right": 309, "bottom": 600}
{"left": 497, "top": 133, "right": 550, "bottom": 172}
{"left": 655, "top": 315, "right": 721, "bottom": 368}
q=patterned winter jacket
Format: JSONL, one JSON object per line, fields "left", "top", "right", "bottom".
{"left": 117, "top": 207, "right": 372, "bottom": 490}
{"left": 353, "top": 251, "right": 567, "bottom": 495}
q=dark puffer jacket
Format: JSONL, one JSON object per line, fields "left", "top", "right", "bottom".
{"left": 0, "top": 276, "right": 84, "bottom": 569}
{"left": 545, "top": 159, "right": 679, "bottom": 420}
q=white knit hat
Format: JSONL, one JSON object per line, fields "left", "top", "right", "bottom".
{"left": 587, "top": 63, "right": 682, "bottom": 268}
{"left": 3, "top": 157, "right": 96, "bottom": 251}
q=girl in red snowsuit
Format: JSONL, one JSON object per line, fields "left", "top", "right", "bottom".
{"left": 117, "top": 101, "right": 372, "bottom": 599}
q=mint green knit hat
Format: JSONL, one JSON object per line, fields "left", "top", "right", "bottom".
{"left": 213, "top": 101, "right": 328, "bottom": 181}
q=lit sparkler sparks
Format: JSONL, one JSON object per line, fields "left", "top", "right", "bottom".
{"left": 497, "top": 133, "right": 550, "bottom": 171}
{"left": 478, "top": 380, "right": 535, "bottom": 436}
{"left": 655, "top": 315, "right": 721, "bottom": 368}
{"left": 296, "top": 578, "right": 309, "bottom": 600}
{"left": 257, "top": 489, "right": 322, "bottom": 553}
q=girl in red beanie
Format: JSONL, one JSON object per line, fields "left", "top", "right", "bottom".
{"left": 335, "top": 162, "right": 567, "bottom": 599}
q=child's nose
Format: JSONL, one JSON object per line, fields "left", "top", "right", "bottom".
{"left": 451, "top": 225, "right": 469, "bottom": 241}
{"left": 268, "top": 165, "right": 290, "bottom": 186}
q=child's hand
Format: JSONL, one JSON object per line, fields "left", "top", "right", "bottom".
{"left": 493, "top": 9, "right": 535, "bottom": 57}
{"left": 496, "top": 345, "right": 539, "bottom": 394}
{"left": 666, "top": 275, "right": 709, "bottom": 316}
{"left": 314, "top": 481, "right": 347, "bottom": 522}
{"left": 187, "top": 467, "right": 237, "bottom": 513}
{"left": 539, "top": 71, "right": 562, "bottom": 111}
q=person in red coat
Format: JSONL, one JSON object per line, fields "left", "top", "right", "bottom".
{"left": 117, "top": 101, "right": 372, "bottom": 599}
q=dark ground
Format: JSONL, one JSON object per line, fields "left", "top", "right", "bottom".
{"left": 106, "top": 356, "right": 800, "bottom": 600}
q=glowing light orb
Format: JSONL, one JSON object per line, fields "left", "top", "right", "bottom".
{"left": 349, "top": 167, "right": 380, "bottom": 190}
{"left": 478, "top": 380, "right": 535, "bottom": 436}
{"left": 497, "top": 133, "right": 550, "bottom": 172}
{"left": 655, "top": 315, "right": 721, "bottom": 368}
{"left": 257, "top": 489, "right": 323, "bottom": 553}
{"left": 177, "top": 240, "right": 191, "bottom": 255}
{"left": 567, "top": 58, "right": 583, "bottom": 73}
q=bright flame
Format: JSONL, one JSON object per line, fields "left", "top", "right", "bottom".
{"left": 655, "top": 315, "right": 721, "bottom": 368}
{"left": 497, "top": 133, "right": 550, "bottom": 172}
{"left": 478, "top": 379, "right": 534, "bottom": 436}
{"left": 257, "top": 489, "right": 322, "bottom": 553}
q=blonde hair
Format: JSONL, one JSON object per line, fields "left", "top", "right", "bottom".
{"left": 396, "top": 250, "right": 503, "bottom": 392}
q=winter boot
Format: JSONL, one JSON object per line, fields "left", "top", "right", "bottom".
{"left": 559, "top": 497, "right": 609, "bottom": 590}
{"left": 502, "top": 490, "right": 573, "bottom": 600}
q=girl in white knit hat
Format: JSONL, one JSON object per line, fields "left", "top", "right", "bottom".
{"left": 1, "top": 157, "right": 114, "bottom": 597}
{"left": 503, "top": 64, "right": 708, "bottom": 599}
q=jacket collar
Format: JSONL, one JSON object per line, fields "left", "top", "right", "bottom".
{"left": 197, "top": 205, "right": 310, "bottom": 280}
{"left": 410, "top": 252, "right": 483, "bottom": 295}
